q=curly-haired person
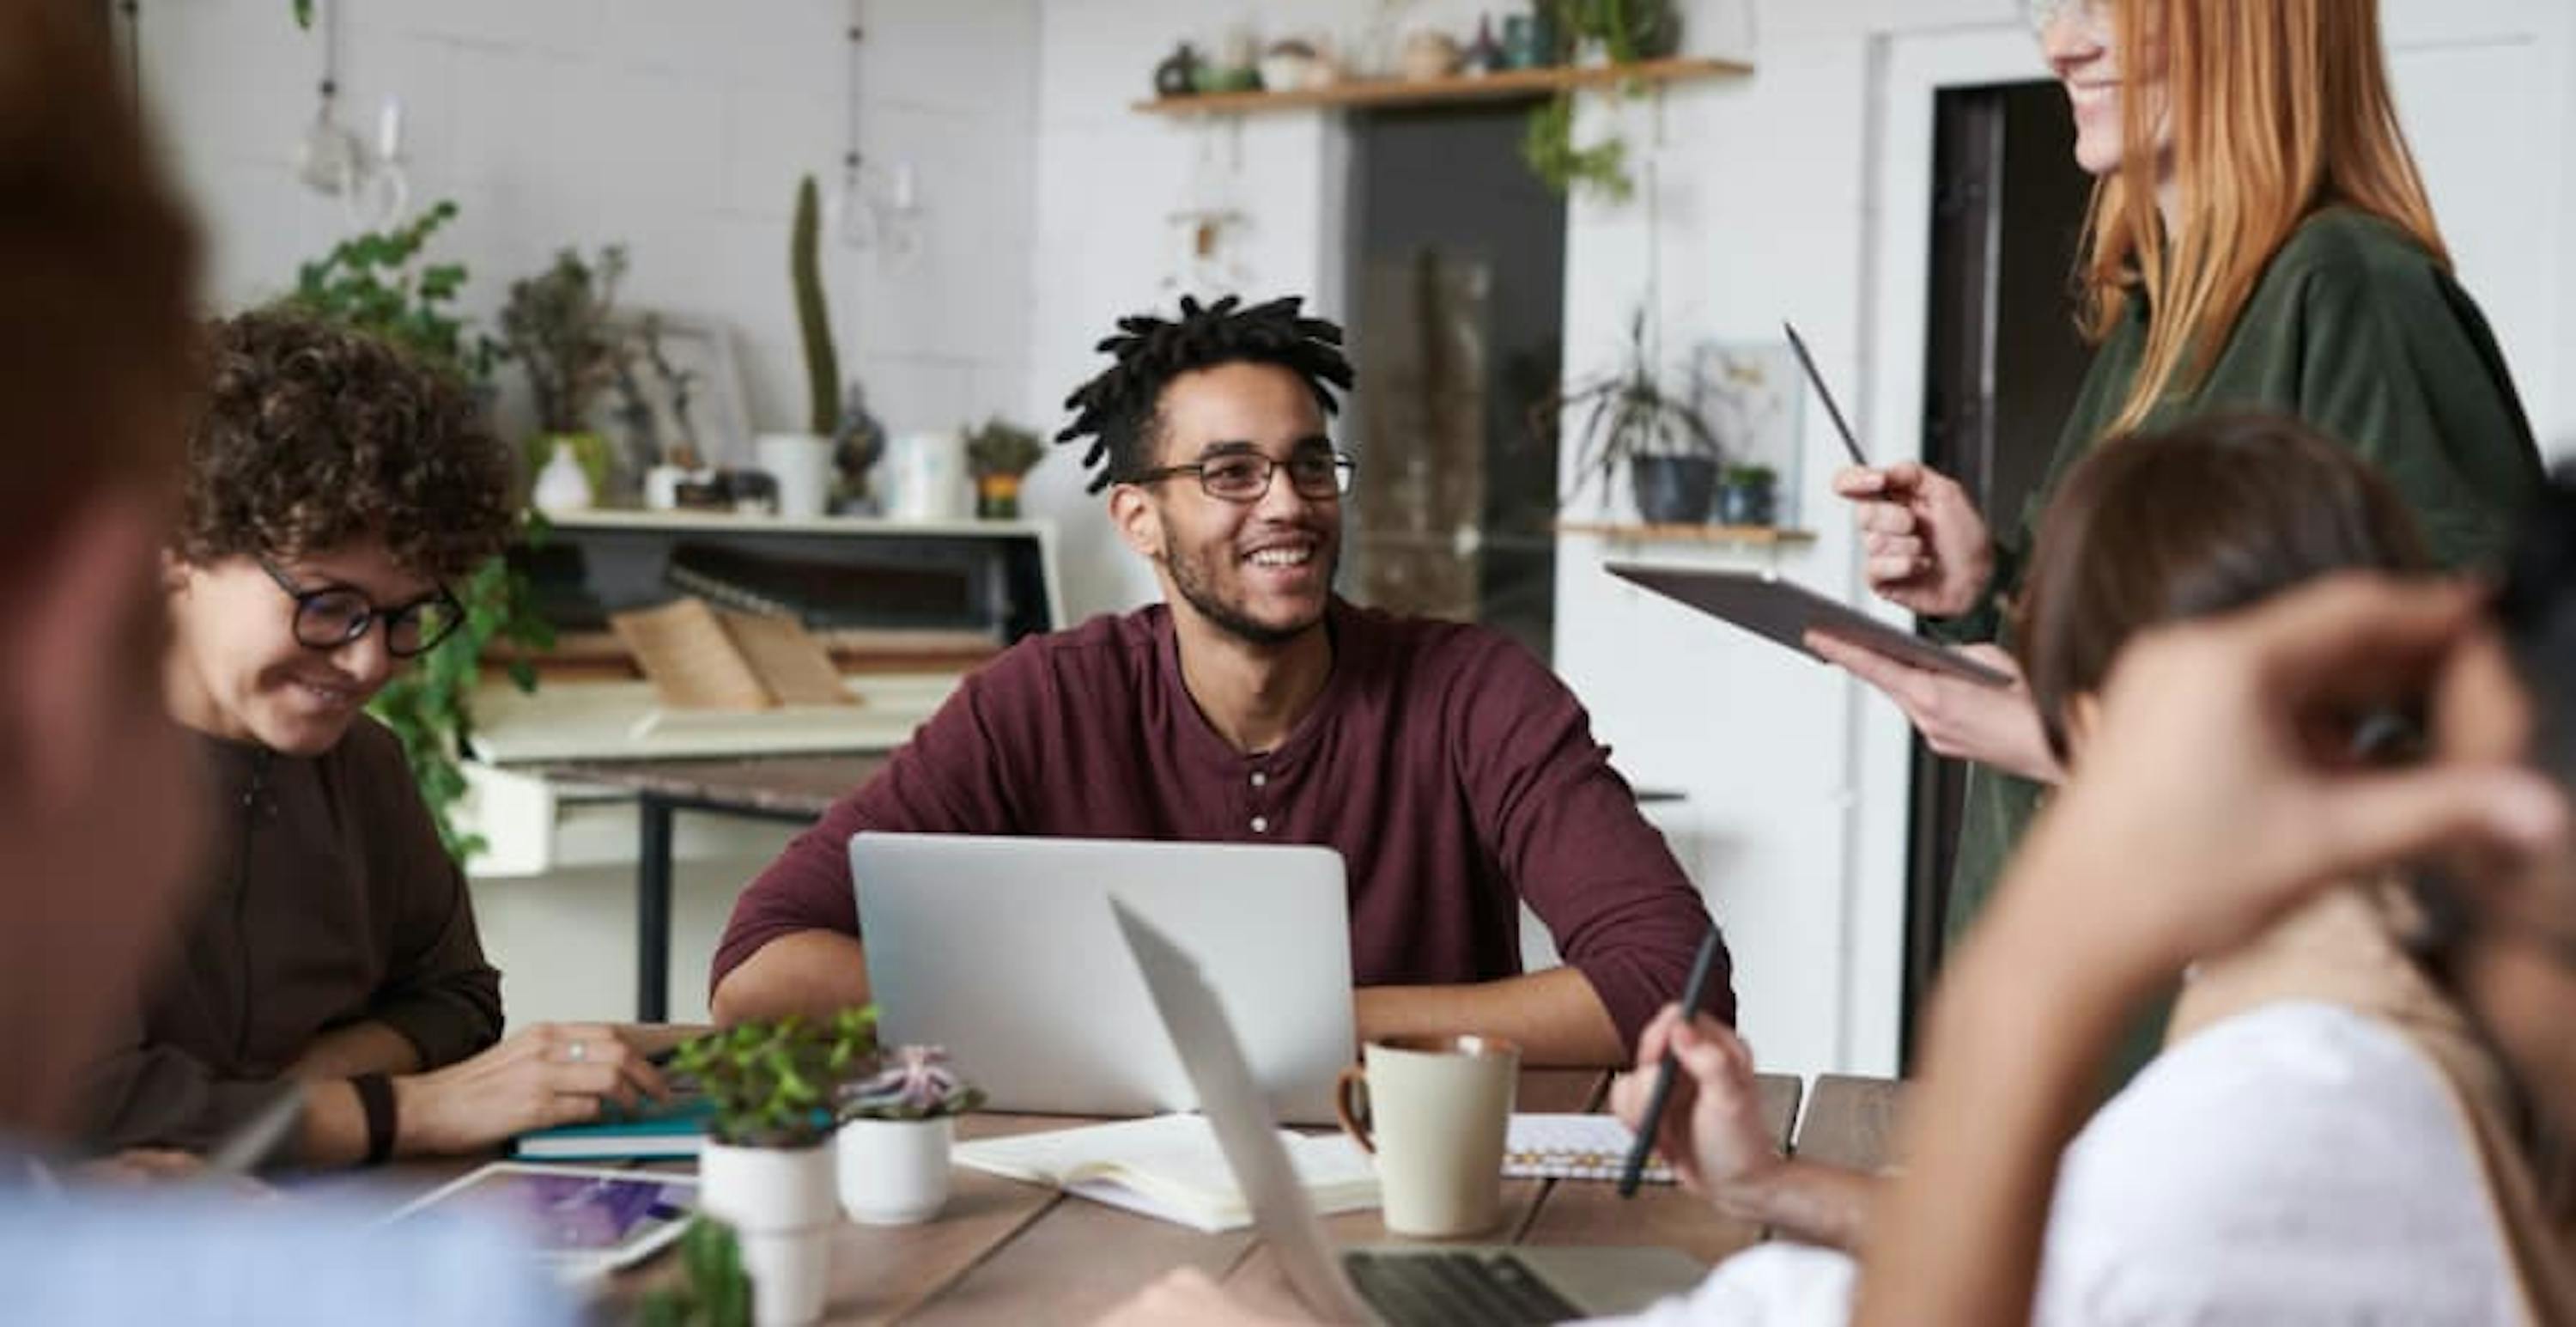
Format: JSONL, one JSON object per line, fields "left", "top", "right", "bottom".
{"left": 711, "top": 295, "right": 1731, "bottom": 1065}
{"left": 78, "top": 310, "right": 672, "bottom": 1168}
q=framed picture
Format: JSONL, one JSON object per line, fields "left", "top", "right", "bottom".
{"left": 598, "top": 311, "right": 753, "bottom": 478}
{"left": 1692, "top": 340, "right": 1807, "bottom": 529}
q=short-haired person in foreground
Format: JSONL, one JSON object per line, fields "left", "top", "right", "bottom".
{"left": 0, "top": 5, "right": 567, "bottom": 1322}
{"left": 1859, "top": 472, "right": 2576, "bottom": 1324}
{"left": 711, "top": 295, "right": 1729, "bottom": 1064}
{"left": 77, "top": 310, "right": 668, "bottom": 1166}
{"left": 1100, "top": 419, "right": 2573, "bottom": 1324}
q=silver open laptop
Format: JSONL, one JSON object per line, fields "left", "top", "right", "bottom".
{"left": 851, "top": 831, "right": 1355, "bottom": 1123}
{"left": 1113, "top": 899, "right": 1708, "bottom": 1325}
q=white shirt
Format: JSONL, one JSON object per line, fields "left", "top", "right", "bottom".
{"left": 1591, "top": 1001, "right": 2518, "bottom": 1326}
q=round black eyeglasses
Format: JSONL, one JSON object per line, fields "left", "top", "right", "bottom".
{"left": 258, "top": 557, "right": 464, "bottom": 659}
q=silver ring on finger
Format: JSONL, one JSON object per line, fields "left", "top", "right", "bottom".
{"left": 565, "top": 1040, "right": 589, "bottom": 1063}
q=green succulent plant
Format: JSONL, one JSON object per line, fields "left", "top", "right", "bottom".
{"left": 671, "top": 1008, "right": 881, "bottom": 1150}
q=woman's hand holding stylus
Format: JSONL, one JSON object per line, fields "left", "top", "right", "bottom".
{"left": 1835, "top": 463, "right": 1995, "bottom": 618}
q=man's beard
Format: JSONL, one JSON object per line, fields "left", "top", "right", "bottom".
{"left": 1164, "top": 537, "right": 1336, "bottom": 648}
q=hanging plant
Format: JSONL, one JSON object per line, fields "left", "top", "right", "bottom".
{"left": 1518, "top": 0, "right": 1683, "bottom": 201}
{"left": 1522, "top": 92, "right": 1633, "bottom": 203}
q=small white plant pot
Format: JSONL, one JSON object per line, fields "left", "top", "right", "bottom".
{"left": 698, "top": 1141, "right": 838, "bottom": 1327}
{"left": 836, "top": 1116, "right": 954, "bottom": 1226}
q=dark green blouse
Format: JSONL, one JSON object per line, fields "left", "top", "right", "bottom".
{"left": 1938, "top": 207, "right": 2545, "bottom": 954}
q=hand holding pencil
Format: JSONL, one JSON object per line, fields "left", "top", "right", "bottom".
{"left": 1610, "top": 930, "right": 1779, "bottom": 1200}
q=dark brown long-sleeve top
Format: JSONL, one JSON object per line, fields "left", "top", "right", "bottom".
{"left": 79, "top": 717, "right": 502, "bottom": 1153}
{"left": 713, "top": 600, "right": 1734, "bottom": 1051}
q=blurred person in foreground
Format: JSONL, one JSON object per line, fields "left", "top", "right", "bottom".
{"left": 1856, "top": 472, "right": 2576, "bottom": 1324}
{"left": 0, "top": 4, "right": 565, "bottom": 1322}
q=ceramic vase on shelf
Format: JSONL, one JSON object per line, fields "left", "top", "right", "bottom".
{"left": 699, "top": 1140, "right": 838, "bottom": 1327}
{"left": 756, "top": 433, "right": 835, "bottom": 520}
{"left": 530, "top": 434, "right": 597, "bottom": 515}
{"left": 835, "top": 1117, "right": 954, "bottom": 1226}
{"left": 884, "top": 430, "right": 969, "bottom": 522}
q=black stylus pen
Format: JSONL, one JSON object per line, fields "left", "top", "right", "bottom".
{"left": 1619, "top": 925, "right": 1727, "bottom": 1198}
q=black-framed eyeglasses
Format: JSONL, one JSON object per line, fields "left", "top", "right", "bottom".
{"left": 258, "top": 557, "right": 463, "bottom": 659}
{"left": 1127, "top": 449, "right": 1358, "bottom": 503}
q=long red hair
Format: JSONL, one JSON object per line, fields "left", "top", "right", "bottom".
{"left": 2081, "top": 0, "right": 2445, "bottom": 434}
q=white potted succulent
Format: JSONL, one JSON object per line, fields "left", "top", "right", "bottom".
{"left": 833, "top": 1044, "right": 983, "bottom": 1226}
{"left": 670, "top": 1010, "right": 875, "bottom": 1327}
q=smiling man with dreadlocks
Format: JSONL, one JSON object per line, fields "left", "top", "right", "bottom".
{"left": 710, "top": 295, "right": 1731, "bottom": 1064}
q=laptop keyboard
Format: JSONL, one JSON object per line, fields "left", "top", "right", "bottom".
{"left": 1344, "top": 1251, "right": 1583, "bottom": 1326}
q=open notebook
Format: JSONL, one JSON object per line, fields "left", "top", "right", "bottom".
{"left": 954, "top": 1113, "right": 1380, "bottom": 1233}
{"left": 1505, "top": 1113, "right": 1676, "bottom": 1184}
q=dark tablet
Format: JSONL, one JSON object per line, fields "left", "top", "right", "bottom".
{"left": 1606, "top": 563, "right": 2014, "bottom": 688}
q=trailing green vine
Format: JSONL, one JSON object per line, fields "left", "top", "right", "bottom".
{"left": 277, "top": 201, "right": 555, "bottom": 863}
{"left": 1519, "top": 0, "right": 1680, "bottom": 202}
{"left": 1523, "top": 91, "right": 1635, "bottom": 203}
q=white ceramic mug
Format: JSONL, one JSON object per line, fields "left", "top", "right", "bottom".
{"left": 1335, "top": 1034, "right": 1519, "bottom": 1237}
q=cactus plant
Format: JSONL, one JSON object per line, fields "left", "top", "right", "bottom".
{"left": 791, "top": 174, "right": 840, "bottom": 437}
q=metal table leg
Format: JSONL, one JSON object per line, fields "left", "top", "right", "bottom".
{"left": 637, "top": 796, "right": 674, "bottom": 1022}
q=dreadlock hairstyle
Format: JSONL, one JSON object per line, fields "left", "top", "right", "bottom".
{"left": 1056, "top": 294, "right": 1355, "bottom": 494}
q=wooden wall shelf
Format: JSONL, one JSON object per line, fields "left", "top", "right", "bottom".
{"left": 1132, "top": 56, "right": 1751, "bottom": 118}
{"left": 1554, "top": 521, "right": 1816, "bottom": 547}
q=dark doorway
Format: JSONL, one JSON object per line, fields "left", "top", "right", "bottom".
{"left": 1344, "top": 101, "right": 1567, "bottom": 660}
{"left": 1902, "top": 80, "right": 2095, "bottom": 1064}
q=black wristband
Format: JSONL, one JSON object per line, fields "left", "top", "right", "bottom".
{"left": 351, "top": 1072, "right": 398, "bottom": 1166}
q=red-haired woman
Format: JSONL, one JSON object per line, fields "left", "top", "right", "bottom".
{"left": 1823, "top": 0, "right": 2544, "bottom": 960}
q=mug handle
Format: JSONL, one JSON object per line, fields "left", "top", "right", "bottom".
{"left": 1334, "top": 1066, "right": 1374, "bottom": 1154}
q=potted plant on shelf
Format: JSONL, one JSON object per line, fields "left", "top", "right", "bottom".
{"left": 1718, "top": 463, "right": 1777, "bottom": 528}
{"left": 834, "top": 1044, "right": 985, "bottom": 1226}
{"left": 962, "top": 417, "right": 1046, "bottom": 520}
{"left": 756, "top": 174, "right": 841, "bottom": 521}
{"left": 1541, "top": 308, "right": 1724, "bottom": 526}
{"left": 671, "top": 1009, "right": 878, "bottom": 1327}
{"left": 498, "top": 243, "right": 629, "bottom": 513}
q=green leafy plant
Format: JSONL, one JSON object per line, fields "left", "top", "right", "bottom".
{"left": 835, "top": 1044, "right": 985, "bottom": 1122}
{"left": 498, "top": 245, "right": 629, "bottom": 435}
{"left": 671, "top": 1009, "right": 880, "bottom": 1149}
{"left": 278, "top": 201, "right": 555, "bottom": 862}
{"left": 636, "top": 1219, "right": 752, "bottom": 1327}
{"left": 1522, "top": 93, "right": 1633, "bottom": 203}
{"left": 1520, "top": 0, "right": 1682, "bottom": 200}
{"left": 962, "top": 417, "right": 1047, "bottom": 480}
{"left": 792, "top": 174, "right": 841, "bottom": 437}
{"left": 1722, "top": 463, "right": 1777, "bottom": 489}
{"left": 290, "top": 0, "right": 313, "bottom": 29}
{"left": 283, "top": 200, "right": 497, "bottom": 384}
{"left": 1537, "top": 307, "right": 1721, "bottom": 503}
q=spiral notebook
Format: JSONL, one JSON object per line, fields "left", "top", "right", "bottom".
{"left": 1504, "top": 1114, "right": 1676, "bottom": 1184}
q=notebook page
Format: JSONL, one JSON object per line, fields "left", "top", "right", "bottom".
{"left": 1504, "top": 1113, "right": 1676, "bottom": 1183}
{"left": 955, "top": 1115, "right": 1380, "bottom": 1231}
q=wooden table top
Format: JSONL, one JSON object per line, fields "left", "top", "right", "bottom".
{"left": 539, "top": 753, "right": 891, "bottom": 818}
{"left": 372, "top": 1066, "right": 1790, "bottom": 1325}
